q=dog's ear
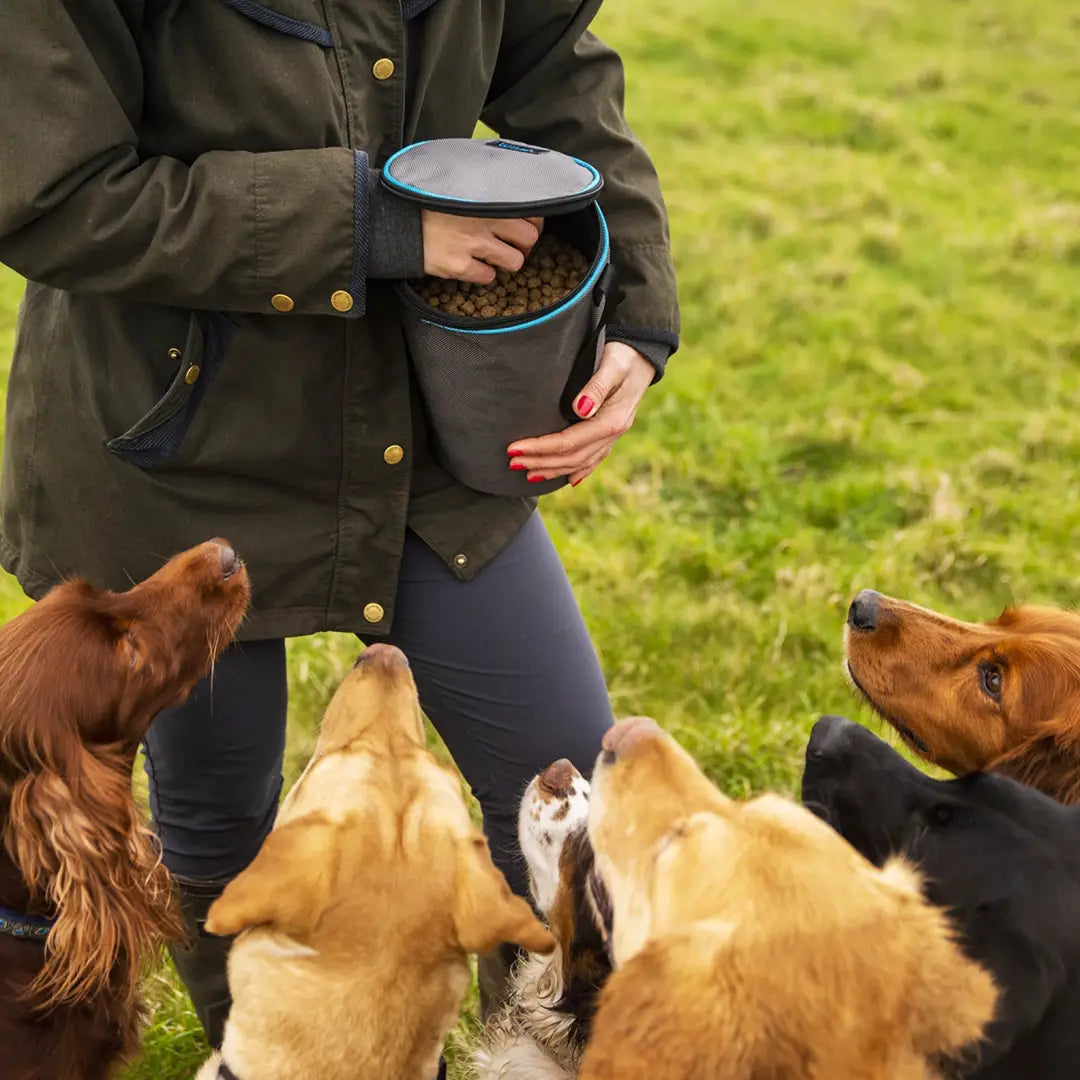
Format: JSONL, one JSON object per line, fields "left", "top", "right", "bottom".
{"left": 4, "top": 741, "right": 180, "bottom": 1007}
{"left": 452, "top": 833, "right": 554, "bottom": 955}
{"left": 205, "top": 814, "right": 338, "bottom": 938}
{"left": 952, "top": 899, "right": 1066, "bottom": 1070}
{"left": 885, "top": 862, "right": 999, "bottom": 1063}
{"left": 990, "top": 732, "right": 1080, "bottom": 803}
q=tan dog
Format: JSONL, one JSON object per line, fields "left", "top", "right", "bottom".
{"left": 580, "top": 718, "right": 997, "bottom": 1080}
{"left": 194, "top": 643, "right": 553, "bottom": 1080}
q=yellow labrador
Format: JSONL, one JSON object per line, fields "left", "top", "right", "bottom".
{"left": 195, "top": 643, "right": 553, "bottom": 1080}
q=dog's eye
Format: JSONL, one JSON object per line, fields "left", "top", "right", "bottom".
{"left": 978, "top": 662, "right": 1002, "bottom": 701}
{"left": 929, "top": 803, "right": 953, "bottom": 827}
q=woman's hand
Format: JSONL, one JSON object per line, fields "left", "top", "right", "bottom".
{"left": 422, "top": 212, "right": 543, "bottom": 284}
{"left": 507, "top": 341, "right": 655, "bottom": 486}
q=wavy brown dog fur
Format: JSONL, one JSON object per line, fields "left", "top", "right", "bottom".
{"left": 0, "top": 539, "right": 249, "bottom": 1080}
{"left": 580, "top": 717, "right": 997, "bottom": 1080}
{"left": 845, "top": 591, "right": 1080, "bottom": 802}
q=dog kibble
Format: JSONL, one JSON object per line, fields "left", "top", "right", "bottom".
{"left": 411, "top": 233, "right": 588, "bottom": 319}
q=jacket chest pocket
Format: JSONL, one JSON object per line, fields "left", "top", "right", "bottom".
{"left": 217, "top": 0, "right": 333, "bottom": 45}
{"left": 106, "top": 312, "right": 236, "bottom": 469}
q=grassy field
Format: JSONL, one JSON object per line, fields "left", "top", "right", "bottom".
{"left": 3, "top": 0, "right": 1080, "bottom": 1075}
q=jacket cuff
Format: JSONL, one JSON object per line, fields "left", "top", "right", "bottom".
{"left": 366, "top": 169, "right": 425, "bottom": 280}
{"left": 252, "top": 147, "right": 363, "bottom": 316}
{"left": 606, "top": 325, "right": 679, "bottom": 383}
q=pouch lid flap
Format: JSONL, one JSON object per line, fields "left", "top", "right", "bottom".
{"left": 381, "top": 138, "right": 603, "bottom": 217}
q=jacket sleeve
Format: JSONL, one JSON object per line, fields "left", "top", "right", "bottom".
{"left": 0, "top": 0, "right": 422, "bottom": 318}
{"left": 481, "top": 0, "right": 680, "bottom": 379}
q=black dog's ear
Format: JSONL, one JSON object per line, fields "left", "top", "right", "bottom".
{"left": 959, "top": 900, "right": 1067, "bottom": 1069}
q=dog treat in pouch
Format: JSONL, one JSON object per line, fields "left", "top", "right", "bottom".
{"left": 382, "top": 138, "right": 619, "bottom": 496}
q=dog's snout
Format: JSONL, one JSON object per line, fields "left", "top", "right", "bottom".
{"left": 601, "top": 716, "right": 662, "bottom": 762}
{"left": 848, "top": 589, "right": 881, "bottom": 632}
{"left": 210, "top": 538, "right": 239, "bottom": 579}
{"left": 806, "top": 715, "right": 859, "bottom": 762}
{"left": 538, "top": 758, "right": 576, "bottom": 797}
{"left": 354, "top": 643, "right": 410, "bottom": 670}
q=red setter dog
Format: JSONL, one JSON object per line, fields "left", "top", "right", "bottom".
{"left": 845, "top": 588, "right": 1080, "bottom": 803}
{"left": 0, "top": 539, "right": 249, "bottom": 1080}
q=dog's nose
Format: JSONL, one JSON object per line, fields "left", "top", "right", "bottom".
{"left": 538, "top": 758, "right": 576, "bottom": 797}
{"left": 210, "top": 538, "right": 239, "bottom": 579}
{"left": 847, "top": 589, "right": 881, "bottom": 632}
{"left": 354, "top": 643, "right": 410, "bottom": 669}
{"left": 601, "top": 716, "right": 661, "bottom": 762}
{"left": 805, "top": 715, "right": 858, "bottom": 762}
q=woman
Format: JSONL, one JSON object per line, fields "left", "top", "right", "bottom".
{"left": 0, "top": 0, "right": 679, "bottom": 1053}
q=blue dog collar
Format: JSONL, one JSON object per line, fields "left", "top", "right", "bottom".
{"left": 0, "top": 904, "right": 55, "bottom": 942}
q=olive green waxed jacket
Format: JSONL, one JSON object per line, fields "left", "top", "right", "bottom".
{"left": 0, "top": 0, "right": 679, "bottom": 639}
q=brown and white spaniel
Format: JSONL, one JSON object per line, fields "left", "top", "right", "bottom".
{"left": 0, "top": 539, "right": 249, "bottom": 1080}
{"left": 472, "top": 758, "right": 612, "bottom": 1080}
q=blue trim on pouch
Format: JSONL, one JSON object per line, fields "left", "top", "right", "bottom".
{"left": 382, "top": 142, "right": 603, "bottom": 205}
{"left": 0, "top": 905, "right": 55, "bottom": 942}
{"left": 221, "top": 0, "right": 333, "bottom": 47}
{"left": 422, "top": 208, "right": 610, "bottom": 337}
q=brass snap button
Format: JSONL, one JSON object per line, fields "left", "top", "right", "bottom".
{"left": 271, "top": 293, "right": 295, "bottom": 313}
{"left": 363, "top": 602, "right": 385, "bottom": 624}
{"left": 372, "top": 58, "right": 395, "bottom": 80}
{"left": 331, "top": 289, "right": 354, "bottom": 313}
{"left": 184, "top": 364, "right": 201, "bottom": 385}
{"left": 383, "top": 444, "right": 404, "bottom": 465}
{"left": 453, "top": 553, "right": 469, "bottom": 569}
{"left": 167, "top": 347, "right": 183, "bottom": 362}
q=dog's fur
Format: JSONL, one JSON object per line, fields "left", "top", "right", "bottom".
{"left": 580, "top": 716, "right": 997, "bottom": 1080}
{"left": 0, "top": 539, "right": 250, "bottom": 1080}
{"left": 803, "top": 715, "right": 1080, "bottom": 1078}
{"left": 844, "top": 590, "right": 1080, "bottom": 802}
{"left": 472, "top": 759, "right": 612, "bottom": 1079}
{"left": 196, "top": 643, "right": 553, "bottom": 1080}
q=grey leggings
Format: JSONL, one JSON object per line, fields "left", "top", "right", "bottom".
{"left": 143, "top": 513, "right": 614, "bottom": 896}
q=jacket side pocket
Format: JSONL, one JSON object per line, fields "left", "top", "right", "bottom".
{"left": 107, "top": 312, "right": 236, "bottom": 469}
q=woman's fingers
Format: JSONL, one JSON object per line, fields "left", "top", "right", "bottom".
{"left": 492, "top": 217, "right": 542, "bottom": 255}
{"left": 421, "top": 211, "right": 546, "bottom": 279}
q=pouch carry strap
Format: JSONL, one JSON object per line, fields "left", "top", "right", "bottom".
{"left": 559, "top": 263, "right": 624, "bottom": 425}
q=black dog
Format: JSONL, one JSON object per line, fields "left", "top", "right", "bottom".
{"left": 802, "top": 715, "right": 1080, "bottom": 1079}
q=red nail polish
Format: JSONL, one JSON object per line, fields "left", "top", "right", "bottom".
{"left": 509, "top": 462, "right": 527, "bottom": 471}
{"left": 572, "top": 478, "right": 584, "bottom": 487}
{"left": 527, "top": 475, "right": 546, "bottom": 484}
{"left": 576, "top": 395, "right": 594, "bottom": 417}
{"left": 507, "top": 449, "right": 524, "bottom": 457}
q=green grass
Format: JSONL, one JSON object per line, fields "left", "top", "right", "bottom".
{"left": 3, "top": 0, "right": 1080, "bottom": 1074}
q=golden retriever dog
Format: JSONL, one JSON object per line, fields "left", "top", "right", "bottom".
{"left": 580, "top": 717, "right": 997, "bottom": 1080}
{"left": 194, "top": 643, "right": 553, "bottom": 1080}
{"left": 845, "top": 588, "right": 1080, "bottom": 802}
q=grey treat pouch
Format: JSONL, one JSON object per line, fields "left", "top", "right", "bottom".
{"left": 382, "top": 138, "right": 619, "bottom": 497}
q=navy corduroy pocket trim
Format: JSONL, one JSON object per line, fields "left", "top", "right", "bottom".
{"left": 401, "top": 0, "right": 442, "bottom": 18}
{"left": 220, "top": 0, "right": 333, "bottom": 47}
{"left": 107, "top": 313, "right": 237, "bottom": 469}
{"left": 349, "top": 151, "right": 371, "bottom": 319}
